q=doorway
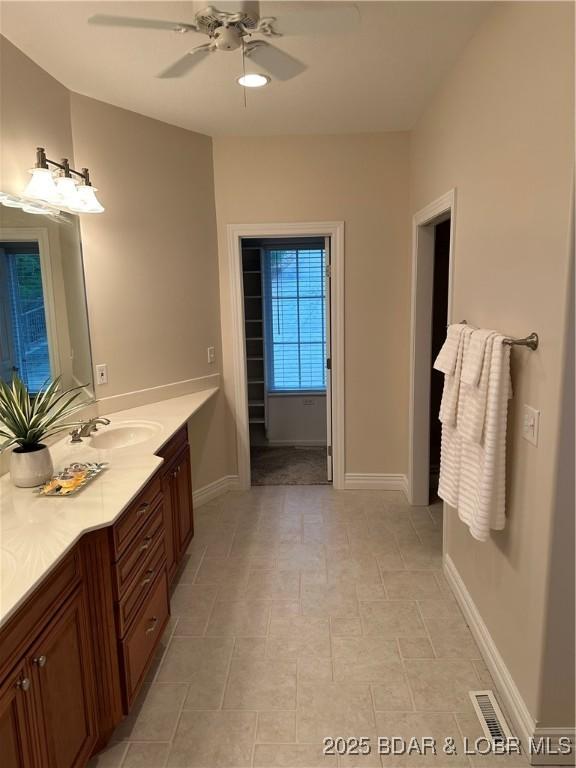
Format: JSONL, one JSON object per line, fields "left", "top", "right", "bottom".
{"left": 409, "top": 190, "right": 455, "bottom": 506}
{"left": 242, "top": 237, "right": 331, "bottom": 486}
{"left": 429, "top": 220, "right": 451, "bottom": 499}
{"left": 226, "top": 221, "right": 345, "bottom": 490}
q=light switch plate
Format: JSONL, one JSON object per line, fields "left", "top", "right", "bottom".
{"left": 522, "top": 405, "right": 540, "bottom": 446}
{"left": 95, "top": 364, "right": 108, "bottom": 385}
{"left": 207, "top": 346, "right": 215, "bottom": 364}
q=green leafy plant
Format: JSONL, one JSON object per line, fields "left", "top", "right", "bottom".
{"left": 0, "top": 375, "right": 88, "bottom": 452}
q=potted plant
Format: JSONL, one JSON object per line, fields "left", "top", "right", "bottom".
{"left": 0, "top": 375, "right": 88, "bottom": 487}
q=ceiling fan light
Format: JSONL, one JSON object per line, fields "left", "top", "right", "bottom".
{"left": 237, "top": 73, "right": 270, "bottom": 88}
{"left": 23, "top": 167, "right": 58, "bottom": 203}
{"left": 73, "top": 184, "right": 105, "bottom": 214}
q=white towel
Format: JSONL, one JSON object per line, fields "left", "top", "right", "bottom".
{"left": 435, "top": 324, "right": 472, "bottom": 427}
{"left": 434, "top": 323, "right": 468, "bottom": 375}
{"left": 458, "top": 331, "right": 498, "bottom": 444}
{"left": 457, "top": 336, "right": 511, "bottom": 541}
{"left": 461, "top": 329, "right": 495, "bottom": 386}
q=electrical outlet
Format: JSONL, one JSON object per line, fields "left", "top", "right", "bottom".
{"left": 522, "top": 405, "right": 540, "bottom": 446}
{"left": 95, "top": 364, "right": 108, "bottom": 385}
{"left": 207, "top": 346, "right": 216, "bottom": 364}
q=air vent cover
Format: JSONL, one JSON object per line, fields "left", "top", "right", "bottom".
{"left": 469, "top": 690, "right": 513, "bottom": 744}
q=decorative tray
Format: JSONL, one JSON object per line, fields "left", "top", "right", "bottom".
{"left": 38, "top": 462, "right": 108, "bottom": 497}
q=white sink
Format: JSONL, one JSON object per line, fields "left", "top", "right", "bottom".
{"left": 89, "top": 420, "right": 162, "bottom": 450}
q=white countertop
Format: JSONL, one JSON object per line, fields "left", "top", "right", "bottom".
{"left": 0, "top": 388, "right": 218, "bottom": 629}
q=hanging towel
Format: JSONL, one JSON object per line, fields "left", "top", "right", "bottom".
{"left": 461, "top": 329, "right": 495, "bottom": 386}
{"left": 457, "top": 336, "right": 511, "bottom": 541}
{"left": 434, "top": 323, "right": 468, "bottom": 376}
{"left": 458, "top": 330, "right": 498, "bottom": 444}
{"left": 438, "top": 423, "right": 462, "bottom": 508}
{"left": 434, "top": 324, "right": 472, "bottom": 427}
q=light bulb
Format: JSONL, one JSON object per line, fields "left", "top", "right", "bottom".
{"left": 23, "top": 167, "right": 58, "bottom": 203}
{"left": 70, "top": 184, "right": 105, "bottom": 214}
{"left": 54, "top": 175, "right": 81, "bottom": 210}
{"left": 237, "top": 73, "right": 270, "bottom": 88}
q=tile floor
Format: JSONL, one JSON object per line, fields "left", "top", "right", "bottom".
{"left": 89, "top": 486, "right": 526, "bottom": 768}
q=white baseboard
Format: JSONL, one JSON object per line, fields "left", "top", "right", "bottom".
{"left": 193, "top": 475, "right": 241, "bottom": 507}
{"left": 344, "top": 473, "right": 408, "bottom": 496}
{"left": 444, "top": 554, "right": 575, "bottom": 765}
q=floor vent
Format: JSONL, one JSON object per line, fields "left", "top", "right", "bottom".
{"left": 469, "top": 690, "right": 513, "bottom": 744}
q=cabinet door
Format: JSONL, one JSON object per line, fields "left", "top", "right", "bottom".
{"left": 0, "top": 663, "right": 36, "bottom": 768}
{"left": 30, "top": 588, "right": 96, "bottom": 768}
{"left": 174, "top": 445, "right": 194, "bottom": 557}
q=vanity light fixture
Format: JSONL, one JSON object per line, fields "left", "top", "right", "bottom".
{"left": 21, "top": 147, "right": 105, "bottom": 214}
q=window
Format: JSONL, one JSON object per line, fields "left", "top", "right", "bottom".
{"left": 263, "top": 244, "right": 326, "bottom": 391}
{"left": 0, "top": 242, "right": 51, "bottom": 392}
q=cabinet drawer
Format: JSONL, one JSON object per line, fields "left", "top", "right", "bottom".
{"left": 116, "top": 540, "right": 166, "bottom": 637}
{"left": 120, "top": 570, "right": 169, "bottom": 709}
{"left": 114, "top": 500, "right": 164, "bottom": 598}
{"left": 112, "top": 475, "right": 162, "bottom": 558}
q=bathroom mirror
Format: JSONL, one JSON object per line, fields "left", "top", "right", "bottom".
{"left": 0, "top": 206, "right": 94, "bottom": 399}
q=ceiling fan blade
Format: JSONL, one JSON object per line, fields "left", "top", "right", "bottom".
{"left": 88, "top": 15, "right": 198, "bottom": 33}
{"left": 266, "top": 2, "right": 360, "bottom": 37}
{"left": 158, "top": 46, "right": 212, "bottom": 79}
{"left": 244, "top": 42, "right": 306, "bottom": 81}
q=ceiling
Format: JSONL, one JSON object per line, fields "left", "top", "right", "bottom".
{"left": 1, "top": 1, "right": 491, "bottom": 136}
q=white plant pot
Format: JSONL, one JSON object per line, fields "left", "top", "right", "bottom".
{"left": 10, "top": 444, "right": 54, "bottom": 488}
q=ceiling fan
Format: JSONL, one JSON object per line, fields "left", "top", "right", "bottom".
{"left": 88, "top": 1, "right": 358, "bottom": 82}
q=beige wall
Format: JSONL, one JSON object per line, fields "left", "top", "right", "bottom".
{"left": 213, "top": 132, "right": 411, "bottom": 478}
{"left": 0, "top": 37, "right": 73, "bottom": 197}
{"left": 1, "top": 38, "right": 229, "bottom": 489}
{"left": 409, "top": 2, "right": 574, "bottom": 727}
{"left": 68, "top": 94, "right": 228, "bottom": 488}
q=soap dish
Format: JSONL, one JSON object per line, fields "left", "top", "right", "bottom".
{"left": 38, "top": 462, "right": 108, "bottom": 496}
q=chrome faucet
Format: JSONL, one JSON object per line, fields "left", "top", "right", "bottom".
{"left": 70, "top": 417, "right": 111, "bottom": 443}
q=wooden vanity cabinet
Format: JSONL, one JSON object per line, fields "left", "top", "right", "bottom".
{"left": 0, "top": 425, "right": 196, "bottom": 766}
{"left": 29, "top": 590, "right": 97, "bottom": 768}
{"left": 0, "top": 661, "right": 36, "bottom": 768}
{"left": 0, "top": 552, "right": 97, "bottom": 768}
{"left": 156, "top": 426, "right": 194, "bottom": 583}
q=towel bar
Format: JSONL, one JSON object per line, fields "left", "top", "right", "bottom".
{"left": 502, "top": 332, "right": 539, "bottom": 350}
{"left": 454, "top": 321, "right": 539, "bottom": 351}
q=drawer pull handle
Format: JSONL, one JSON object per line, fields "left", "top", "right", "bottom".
{"left": 145, "top": 616, "right": 159, "bottom": 634}
{"left": 16, "top": 677, "right": 31, "bottom": 692}
{"left": 136, "top": 502, "right": 150, "bottom": 517}
{"left": 140, "top": 535, "right": 153, "bottom": 552}
{"left": 33, "top": 655, "right": 47, "bottom": 668}
{"left": 141, "top": 568, "right": 155, "bottom": 587}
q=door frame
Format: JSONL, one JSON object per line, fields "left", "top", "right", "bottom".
{"left": 226, "top": 221, "right": 345, "bottom": 490}
{"left": 408, "top": 190, "right": 456, "bottom": 506}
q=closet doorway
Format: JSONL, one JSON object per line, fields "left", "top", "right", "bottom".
{"left": 227, "top": 222, "right": 345, "bottom": 490}
{"left": 409, "top": 190, "right": 455, "bottom": 506}
{"left": 242, "top": 237, "right": 331, "bottom": 486}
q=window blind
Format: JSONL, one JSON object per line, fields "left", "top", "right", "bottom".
{"left": 263, "top": 246, "right": 326, "bottom": 391}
